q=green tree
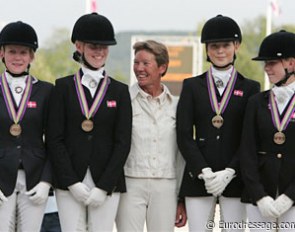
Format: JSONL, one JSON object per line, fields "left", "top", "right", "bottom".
{"left": 30, "top": 28, "right": 79, "bottom": 84}
{"left": 237, "top": 15, "right": 266, "bottom": 86}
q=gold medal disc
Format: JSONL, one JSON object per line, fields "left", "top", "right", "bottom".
{"left": 10, "top": 124, "right": 22, "bottom": 136}
{"left": 81, "top": 119, "right": 94, "bottom": 132}
{"left": 273, "top": 131, "right": 286, "bottom": 145}
{"left": 212, "top": 115, "right": 224, "bottom": 129}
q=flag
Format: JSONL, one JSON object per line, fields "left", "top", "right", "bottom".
{"left": 233, "top": 90, "right": 244, "bottom": 97}
{"left": 90, "top": 0, "right": 97, "bottom": 12}
{"left": 27, "top": 101, "right": 37, "bottom": 108}
{"left": 270, "top": 0, "right": 281, "bottom": 17}
{"left": 86, "top": 0, "right": 97, "bottom": 13}
{"left": 107, "top": 100, "right": 117, "bottom": 108}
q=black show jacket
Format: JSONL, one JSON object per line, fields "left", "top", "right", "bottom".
{"left": 177, "top": 71, "right": 260, "bottom": 197}
{"left": 47, "top": 72, "right": 132, "bottom": 194}
{"left": 240, "top": 91, "right": 295, "bottom": 204}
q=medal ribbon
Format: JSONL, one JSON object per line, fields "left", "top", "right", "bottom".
{"left": 207, "top": 66, "right": 238, "bottom": 115}
{"left": 270, "top": 91, "right": 295, "bottom": 132}
{"left": 0, "top": 72, "right": 32, "bottom": 124}
{"left": 74, "top": 71, "right": 109, "bottom": 119}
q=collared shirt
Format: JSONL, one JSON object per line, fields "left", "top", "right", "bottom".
{"left": 81, "top": 66, "right": 105, "bottom": 98}
{"left": 211, "top": 66, "right": 233, "bottom": 95}
{"left": 4, "top": 71, "right": 38, "bottom": 107}
{"left": 125, "top": 83, "right": 180, "bottom": 178}
{"left": 272, "top": 81, "right": 295, "bottom": 114}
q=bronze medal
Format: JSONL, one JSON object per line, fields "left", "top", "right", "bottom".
{"left": 1, "top": 74, "right": 33, "bottom": 138}
{"left": 212, "top": 115, "right": 224, "bottom": 129}
{"left": 74, "top": 72, "right": 109, "bottom": 133}
{"left": 10, "top": 124, "right": 22, "bottom": 136}
{"left": 207, "top": 68, "right": 237, "bottom": 130}
{"left": 81, "top": 119, "right": 94, "bottom": 132}
{"left": 273, "top": 131, "right": 286, "bottom": 145}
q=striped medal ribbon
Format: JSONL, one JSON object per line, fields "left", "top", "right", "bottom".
{"left": 0, "top": 72, "right": 32, "bottom": 136}
{"left": 207, "top": 66, "right": 238, "bottom": 129}
{"left": 270, "top": 91, "right": 295, "bottom": 145}
{"left": 74, "top": 71, "right": 109, "bottom": 132}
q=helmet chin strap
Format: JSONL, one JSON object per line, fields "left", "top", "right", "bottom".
{"left": 72, "top": 51, "right": 100, "bottom": 71}
{"left": 81, "top": 54, "right": 99, "bottom": 71}
{"left": 275, "top": 60, "right": 295, "bottom": 86}
{"left": 275, "top": 68, "right": 295, "bottom": 87}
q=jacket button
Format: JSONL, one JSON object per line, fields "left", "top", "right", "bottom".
{"left": 277, "top": 153, "right": 282, "bottom": 158}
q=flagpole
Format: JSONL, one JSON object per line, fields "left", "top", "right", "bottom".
{"left": 85, "top": 0, "right": 90, "bottom": 13}
{"left": 264, "top": 2, "right": 272, "bottom": 90}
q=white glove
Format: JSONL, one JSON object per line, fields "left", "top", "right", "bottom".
{"left": 25, "top": 182, "right": 50, "bottom": 205}
{"left": 68, "top": 182, "right": 90, "bottom": 204}
{"left": 273, "top": 194, "right": 294, "bottom": 216}
{"left": 0, "top": 189, "right": 8, "bottom": 206}
{"left": 198, "top": 168, "right": 217, "bottom": 195}
{"left": 205, "top": 168, "right": 235, "bottom": 196}
{"left": 198, "top": 168, "right": 216, "bottom": 181}
{"left": 85, "top": 187, "right": 107, "bottom": 207}
{"left": 257, "top": 196, "right": 280, "bottom": 218}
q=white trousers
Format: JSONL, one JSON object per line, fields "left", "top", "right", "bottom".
{"left": 0, "top": 170, "right": 47, "bottom": 232}
{"left": 116, "top": 177, "right": 178, "bottom": 232}
{"left": 56, "top": 169, "right": 120, "bottom": 232}
{"left": 246, "top": 204, "right": 295, "bottom": 232}
{"left": 186, "top": 196, "right": 246, "bottom": 232}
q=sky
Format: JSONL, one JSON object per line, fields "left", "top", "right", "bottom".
{"left": 0, "top": 0, "right": 294, "bottom": 47}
